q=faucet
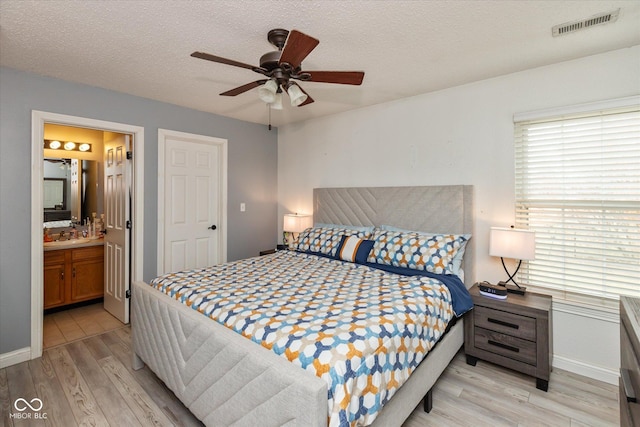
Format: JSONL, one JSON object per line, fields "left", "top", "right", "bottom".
{"left": 58, "top": 230, "right": 66, "bottom": 241}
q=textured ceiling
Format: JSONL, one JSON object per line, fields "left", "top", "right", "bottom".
{"left": 1, "top": 1, "right": 639, "bottom": 127}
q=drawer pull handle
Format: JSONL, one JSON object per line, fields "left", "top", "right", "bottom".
{"left": 488, "top": 339, "right": 520, "bottom": 353}
{"left": 621, "top": 368, "right": 637, "bottom": 403}
{"left": 488, "top": 317, "right": 519, "bottom": 329}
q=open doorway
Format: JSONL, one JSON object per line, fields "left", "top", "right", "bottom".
{"left": 30, "top": 111, "right": 144, "bottom": 360}
{"left": 42, "top": 124, "right": 129, "bottom": 349}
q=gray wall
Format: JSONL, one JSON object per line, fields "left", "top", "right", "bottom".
{"left": 0, "top": 67, "right": 278, "bottom": 354}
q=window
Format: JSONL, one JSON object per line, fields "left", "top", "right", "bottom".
{"left": 514, "top": 97, "right": 640, "bottom": 301}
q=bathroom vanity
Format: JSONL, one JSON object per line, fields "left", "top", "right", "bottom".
{"left": 43, "top": 239, "right": 104, "bottom": 309}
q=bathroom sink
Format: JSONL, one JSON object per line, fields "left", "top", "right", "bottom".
{"left": 44, "top": 237, "right": 103, "bottom": 248}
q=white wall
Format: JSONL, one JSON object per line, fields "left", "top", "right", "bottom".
{"left": 278, "top": 45, "right": 640, "bottom": 384}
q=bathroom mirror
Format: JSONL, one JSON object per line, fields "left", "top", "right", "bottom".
{"left": 43, "top": 178, "right": 66, "bottom": 210}
{"left": 44, "top": 158, "right": 102, "bottom": 224}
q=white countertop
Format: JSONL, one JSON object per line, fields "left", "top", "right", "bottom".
{"left": 43, "top": 237, "right": 104, "bottom": 251}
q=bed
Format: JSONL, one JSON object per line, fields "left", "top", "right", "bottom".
{"left": 132, "top": 185, "right": 474, "bottom": 426}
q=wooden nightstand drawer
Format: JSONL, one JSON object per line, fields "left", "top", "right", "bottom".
{"left": 474, "top": 305, "right": 536, "bottom": 341}
{"left": 475, "top": 327, "right": 537, "bottom": 365}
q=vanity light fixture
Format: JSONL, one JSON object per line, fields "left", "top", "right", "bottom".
{"left": 44, "top": 139, "right": 92, "bottom": 152}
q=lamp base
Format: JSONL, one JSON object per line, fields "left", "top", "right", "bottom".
{"left": 498, "top": 281, "right": 526, "bottom": 295}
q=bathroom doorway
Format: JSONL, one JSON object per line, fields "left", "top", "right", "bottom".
{"left": 41, "top": 124, "right": 129, "bottom": 349}
{"left": 31, "top": 111, "right": 145, "bottom": 360}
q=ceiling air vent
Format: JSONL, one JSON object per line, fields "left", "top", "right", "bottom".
{"left": 552, "top": 9, "right": 620, "bottom": 37}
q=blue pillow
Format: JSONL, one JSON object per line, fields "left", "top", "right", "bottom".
{"left": 334, "top": 235, "right": 375, "bottom": 264}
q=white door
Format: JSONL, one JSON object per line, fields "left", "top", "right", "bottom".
{"left": 159, "top": 130, "right": 226, "bottom": 274}
{"left": 104, "top": 133, "right": 131, "bottom": 323}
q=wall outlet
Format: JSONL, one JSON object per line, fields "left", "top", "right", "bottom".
{"left": 240, "top": 203, "right": 246, "bottom": 212}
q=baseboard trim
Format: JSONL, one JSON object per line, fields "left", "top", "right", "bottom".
{"left": 553, "top": 354, "right": 619, "bottom": 385}
{"left": 0, "top": 347, "right": 31, "bottom": 369}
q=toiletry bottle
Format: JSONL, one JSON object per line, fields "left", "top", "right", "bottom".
{"left": 99, "top": 213, "right": 105, "bottom": 236}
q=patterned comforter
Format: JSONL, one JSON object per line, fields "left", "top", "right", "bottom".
{"left": 150, "top": 250, "right": 454, "bottom": 427}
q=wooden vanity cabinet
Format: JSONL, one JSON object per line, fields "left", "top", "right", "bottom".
{"left": 44, "top": 245, "right": 104, "bottom": 309}
{"left": 43, "top": 251, "right": 66, "bottom": 308}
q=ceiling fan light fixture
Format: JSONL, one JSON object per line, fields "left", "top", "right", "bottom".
{"left": 287, "top": 83, "right": 307, "bottom": 106}
{"left": 271, "top": 92, "right": 283, "bottom": 110}
{"left": 258, "top": 79, "right": 278, "bottom": 103}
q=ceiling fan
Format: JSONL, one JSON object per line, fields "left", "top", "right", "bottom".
{"left": 191, "top": 28, "right": 365, "bottom": 108}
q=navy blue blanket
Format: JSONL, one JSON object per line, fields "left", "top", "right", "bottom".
{"left": 299, "top": 249, "right": 474, "bottom": 317}
{"left": 362, "top": 262, "right": 474, "bottom": 317}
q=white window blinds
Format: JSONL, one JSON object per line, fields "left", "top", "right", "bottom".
{"left": 514, "top": 100, "right": 640, "bottom": 300}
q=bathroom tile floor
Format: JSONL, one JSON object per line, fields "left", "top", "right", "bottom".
{"left": 43, "top": 303, "right": 125, "bottom": 349}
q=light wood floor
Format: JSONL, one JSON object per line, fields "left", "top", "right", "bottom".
{"left": 1, "top": 327, "right": 618, "bottom": 426}
{"left": 44, "top": 302, "right": 124, "bottom": 348}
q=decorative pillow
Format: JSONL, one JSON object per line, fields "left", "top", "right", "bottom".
{"left": 368, "top": 229, "right": 469, "bottom": 275}
{"left": 379, "top": 225, "right": 471, "bottom": 277}
{"left": 295, "top": 226, "right": 372, "bottom": 257}
{"left": 335, "top": 235, "right": 375, "bottom": 264}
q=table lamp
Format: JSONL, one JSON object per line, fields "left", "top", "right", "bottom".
{"left": 283, "top": 213, "right": 312, "bottom": 248}
{"left": 489, "top": 226, "right": 536, "bottom": 295}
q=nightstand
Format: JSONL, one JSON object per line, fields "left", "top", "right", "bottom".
{"left": 464, "top": 284, "right": 552, "bottom": 391}
{"left": 259, "top": 245, "right": 288, "bottom": 256}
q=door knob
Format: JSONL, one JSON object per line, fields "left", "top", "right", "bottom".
{"left": 208, "top": 225, "right": 217, "bottom": 230}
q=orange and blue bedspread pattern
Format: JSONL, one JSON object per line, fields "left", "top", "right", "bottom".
{"left": 150, "top": 250, "right": 453, "bottom": 427}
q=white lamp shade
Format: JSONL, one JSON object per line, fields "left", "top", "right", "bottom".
{"left": 258, "top": 79, "right": 278, "bottom": 103}
{"left": 489, "top": 227, "right": 536, "bottom": 260}
{"left": 287, "top": 83, "right": 308, "bottom": 106}
{"left": 283, "top": 214, "right": 312, "bottom": 233}
{"left": 271, "top": 92, "right": 283, "bottom": 110}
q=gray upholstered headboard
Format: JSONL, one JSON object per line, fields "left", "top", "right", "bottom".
{"left": 313, "top": 185, "right": 475, "bottom": 287}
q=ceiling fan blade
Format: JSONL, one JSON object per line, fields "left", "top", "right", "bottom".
{"left": 220, "top": 80, "right": 267, "bottom": 96}
{"left": 191, "top": 51, "right": 263, "bottom": 72}
{"left": 305, "top": 71, "right": 365, "bottom": 85}
{"left": 297, "top": 86, "right": 314, "bottom": 107}
{"left": 279, "top": 30, "right": 319, "bottom": 69}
